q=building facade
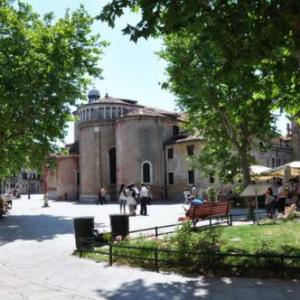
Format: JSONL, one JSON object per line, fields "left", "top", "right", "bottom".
{"left": 48, "top": 88, "right": 297, "bottom": 202}
{"left": 0, "top": 169, "right": 42, "bottom": 195}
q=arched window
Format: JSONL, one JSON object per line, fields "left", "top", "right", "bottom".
{"left": 141, "top": 161, "right": 152, "bottom": 184}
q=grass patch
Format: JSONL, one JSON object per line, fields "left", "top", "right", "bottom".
{"left": 78, "top": 219, "right": 300, "bottom": 278}
{"left": 220, "top": 219, "right": 300, "bottom": 255}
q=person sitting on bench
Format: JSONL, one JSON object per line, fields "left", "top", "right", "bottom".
{"left": 180, "top": 196, "right": 204, "bottom": 221}
{"left": 190, "top": 196, "right": 204, "bottom": 206}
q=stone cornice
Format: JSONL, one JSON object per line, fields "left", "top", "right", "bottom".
{"left": 79, "top": 119, "right": 115, "bottom": 129}
{"left": 116, "top": 114, "right": 178, "bottom": 123}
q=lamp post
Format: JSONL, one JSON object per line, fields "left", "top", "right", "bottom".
{"left": 27, "top": 173, "right": 32, "bottom": 199}
{"left": 42, "top": 164, "right": 50, "bottom": 207}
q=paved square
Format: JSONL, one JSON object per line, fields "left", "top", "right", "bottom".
{"left": 0, "top": 195, "right": 299, "bottom": 299}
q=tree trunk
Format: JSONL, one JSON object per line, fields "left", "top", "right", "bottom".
{"left": 239, "top": 146, "right": 254, "bottom": 220}
{"left": 240, "top": 148, "right": 251, "bottom": 189}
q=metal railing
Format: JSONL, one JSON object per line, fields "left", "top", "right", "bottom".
{"left": 77, "top": 212, "right": 299, "bottom": 278}
{"left": 127, "top": 213, "right": 235, "bottom": 239}
{"left": 79, "top": 240, "right": 300, "bottom": 278}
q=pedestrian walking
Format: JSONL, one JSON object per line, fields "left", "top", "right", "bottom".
{"left": 132, "top": 184, "right": 139, "bottom": 211}
{"left": 191, "top": 185, "right": 198, "bottom": 197}
{"left": 265, "top": 187, "right": 275, "bottom": 219}
{"left": 139, "top": 184, "right": 149, "bottom": 216}
{"left": 118, "top": 184, "right": 127, "bottom": 214}
{"left": 277, "top": 182, "right": 286, "bottom": 213}
{"left": 97, "top": 187, "right": 107, "bottom": 205}
{"left": 127, "top": 185, "right": 137, "bottom": 215}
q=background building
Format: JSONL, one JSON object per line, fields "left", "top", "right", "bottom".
{"left": 48, "top": 88, "right": 298, "bottom": 202}
{"left": 0, "top": 169, "right": 42, "bottom": 195}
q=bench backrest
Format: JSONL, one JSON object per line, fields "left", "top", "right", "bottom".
{"left": 210, "top": 201, "right": 229, "bottom": 216}
{"left": 190, "top": 204, "right": 211, "bottom": 219}
{"left": 187, "top": 201, "right": 230, "bottom": 219}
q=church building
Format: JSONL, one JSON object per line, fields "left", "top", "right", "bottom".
{"left": 47, "top": 88, "right": 295, "bottom": 202}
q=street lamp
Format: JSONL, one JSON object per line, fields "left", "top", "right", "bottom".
{"left": 27, "top": 173, "right": 32, "bottom": 199}
{"left": 42, "top": 164, "right": 50, "bottom": 207}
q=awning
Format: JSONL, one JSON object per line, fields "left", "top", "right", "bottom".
{"left": 240, "top": 184, "right": 271, "bottom": 197}
{"left": 260, "top": 161, "right": 300, "bottom": 177}
{"left": 250, "top": 165, "right": 272, "bottom": 175}
{"left": 250, "top": 165, "right": 275, "bottom": 181}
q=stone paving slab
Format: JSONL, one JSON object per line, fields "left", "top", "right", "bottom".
{"left": 0, "top": 196, "right": 299, "bottom": 299}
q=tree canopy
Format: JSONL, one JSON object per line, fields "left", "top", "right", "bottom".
{"left": 100, "top": 0, "right": 300, "bottom": 113}
{"left": 160, "top": 31, "right": 292, "bottom": 186}
{"left": 0, "top": 1, "right": 107, "bottom": 178}
{"left": 101, "top": 0, "right": 300, "bottom": 186}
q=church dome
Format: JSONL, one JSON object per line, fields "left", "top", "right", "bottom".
{"left": 88, "top": 88, "right": 101, "bottom": 103}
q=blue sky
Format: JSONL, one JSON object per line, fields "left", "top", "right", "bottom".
{"left": 28, "top": 0, "right": 288, "bottom": 143}
{"left": 28, "top": 0, "right": 174, "bottom": 108}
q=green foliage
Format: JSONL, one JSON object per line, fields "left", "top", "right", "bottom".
{"left": 206, "top": 186, "right": 217, "bottom": 202}
{"left": 99, "top": 1, "right": 300, "bottom": 52}
{"left": 102, "top": 232, "right": 112, "bottom": 243}
{"left": 56, "top": 148, "right": 69, "bottom": 156}
{"left": 112, "top": 236, "right": 160, "bottom": 270}
{"left": 159, "top": 28, "right": 285, "bottom": 186}
{"left": 82, "top": 220, "right": 300, "bottom": 276}
{"left": 100, "top": 1, "right": 300, "bottom": 187}
{"left": 0, "top": 0, "right": 107, "bottom": 178}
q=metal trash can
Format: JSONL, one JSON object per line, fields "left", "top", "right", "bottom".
{"left": 73, "top": 217, "right": 94, "bottom": 250}
{"left": 110, "top": 214, "right": 129, "bottom": 239}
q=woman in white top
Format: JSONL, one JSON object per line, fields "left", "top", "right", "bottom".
{"left": 126, "top": 185, "right": 137, "bottom": 215}
{"left": 118, "top": 184, "right": 127, "bottom": 214}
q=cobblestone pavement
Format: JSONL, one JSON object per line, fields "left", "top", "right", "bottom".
{"left": 0, "top": 195, "right": 299, "bottom": 299}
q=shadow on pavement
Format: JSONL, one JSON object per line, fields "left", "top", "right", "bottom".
{"left": 96, "top": 277, "right": 300, "bottom": 300}
{"left": 96, "top": 279, "right": 210, "bottom": 299}
{"left": 0, "top": 214, "right": 73, "bottom": 245}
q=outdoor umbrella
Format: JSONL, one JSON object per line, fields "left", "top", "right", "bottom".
{"left": 250, "top": 165, "right": 274, "bottom": 182}
{"left": 259, "top": 161, "right": 300, "bottom": 178}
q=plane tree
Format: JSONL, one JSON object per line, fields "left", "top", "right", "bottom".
{"left": 100, "top": 0, "right": 300, "bottom": 186}
{"left": 0, "top": 1, "right": 107, "bottom": 178}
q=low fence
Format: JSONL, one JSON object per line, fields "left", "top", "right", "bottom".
{"left": 125, "top": 212, "right": 265, "bottom": 239}
{"left": 77, "top": 212, "right": 299, "bottom": 278}
{"left": 128, "top": 223, "right": 179, "bottom": 239}
{"left": 127, "top": 217, "right": 230, "bottom": 239}
{"left": 79, "top": 240, "right": 300, "bottom": 278}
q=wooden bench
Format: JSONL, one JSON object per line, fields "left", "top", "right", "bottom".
{"left": 180, "top": 201, "right": 232, "bottom": 227}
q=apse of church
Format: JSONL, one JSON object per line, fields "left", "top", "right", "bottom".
{"left": 75, "top": 89, "right": 180, "bottom": 201}
{"left": 48, "top": 88, "right": 295, "bottom": 202}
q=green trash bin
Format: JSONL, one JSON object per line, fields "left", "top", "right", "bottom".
{"left": 73, "top": 217, "right": 94, "bottom": 250}
{"left": 110, "top": 214, "right": 129, "bottom": 239}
